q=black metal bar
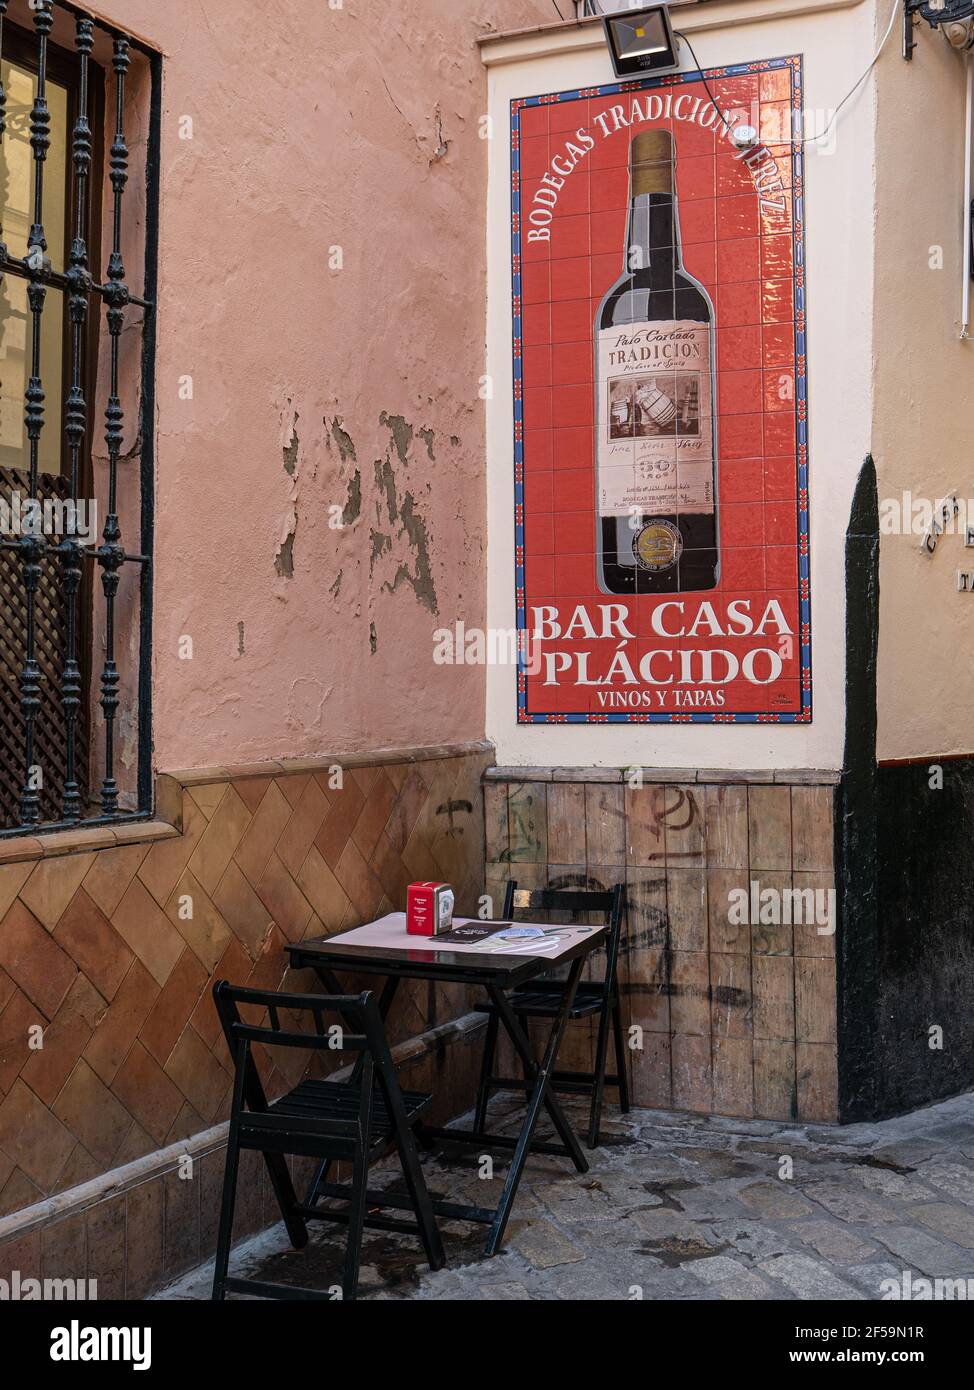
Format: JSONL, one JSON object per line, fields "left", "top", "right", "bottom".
{"left": 485, "top": 960, "right": 589, "bottom": 1255}
{"left": 303, "top": 966, "right": 400, "bottom": 1205}
{"left": 341, "top": 1056, "right": 372, "bottom": 1298}
{"left": 298, "top": 1203, "right": 427, "bottom": 1237}
{"left": 417, "top": 1124, "right": 573, "bottom": 1159}
{"left": 0, "top": 3, "right": 158, "bottom": 839}
{"left": 586, "top": 884, "right": 625, "bottom": 1147}
{"left": 27, "top": 5, "right": 52, "bottom": 293}
{"left": 16, "top": 1, "right": 55, "bottom": 826}
{"left": 308, "top": 1183, "right": 496, "bottom": 1227}
{"left": 0, "top": 810, "right": 152, "bottom": 840}
{"left": 0, "top": 3, "right": 8, "bottom": 148}
{"left": 0, "top": 1, "right": 13, "bottom": 307}
{"left": 136, "top": 46, "right": 160, "bottom": 817}
{"left": 904, "top": 0, "right": 919, "bottom": 59}
{"left": 95, "top": 35, "right": 130, "bottom": 816}
{"left": 0, "top": 251, "right": 153, "bottom": 307}
{"left": 211, "top": 1035, "right": 249, "bottom": 1301}
{"left": 0, "top": 536, "right": 148, "bottom": 563}
{"left": 365, "top": 1006, "right": 445, "bottom": 1275}
{"left": 290, "top": 952, "right": 538, "bottom": 988}
{"left": 474, "top": 1009, "right": 499, "bottom": 1132}
{"left": 57, "top": 14, "right": 93, "bottom": 822}
{"left": 611, "top": 1001, "right": 631, "bottom": 1113}
{"left": 480, "top": 1071, "right": 622, "bottom": 1093}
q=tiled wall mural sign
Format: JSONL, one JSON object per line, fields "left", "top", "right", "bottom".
{"left": 511, "top": 57, "right": 810, "bottom": 724}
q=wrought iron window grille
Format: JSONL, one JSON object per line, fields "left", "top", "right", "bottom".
{"left": 0, "top": 0, "right": 160, "bottom": 836}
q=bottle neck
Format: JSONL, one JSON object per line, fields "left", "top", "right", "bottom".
{"left": 626, "top": 191, "right": 682, "bottom": 282}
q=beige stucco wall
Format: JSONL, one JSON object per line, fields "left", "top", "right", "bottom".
{"left": 41, "top": 0, "right": 554, "bottom": 775}
{"left": 872, "top": 15, "right": 974, "bottom": 760}
{"left": 482, "top": 0, "right": 878, "bottom": 771}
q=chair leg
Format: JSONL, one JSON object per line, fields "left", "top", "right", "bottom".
{"left": 587, "top": 999, "right": 613, "bottom": 1150}
{"left": 342, "top": 1141, "right": 369, "bottom": 1302}
{"left": 485, "top": 961, "right": 587, "bottom": 1255}
{"left": 373, "top": 1050, "right": 445, "bottom": 1274}
{"left": 262, "top": 1152, "right": 309, "bottom": 1249}
{"left": 474, "top": 1011, "right": 499, "bottom": 1133}
{"left": 395, "top": 1129, "right": 445, "bottom": 1272}
{"left": 304, "top": 1155, "right": 332, "bottom": 1207}
{"left": 211, "top": 1135, "right": 242, "bottom": 1301}
{"left": 611, "top": 1000, "right": 631, "bottom": 1114}
{"left": 519, "top": 1021, "right": 533, "bottom": 1097}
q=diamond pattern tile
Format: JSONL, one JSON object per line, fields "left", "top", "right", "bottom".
{"left": 0, "top": 750, "right": 491, "bottom": 1218}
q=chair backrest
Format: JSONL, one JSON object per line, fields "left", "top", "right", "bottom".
{"left": 213, "top": 980, "right": 376, "bottom": 1055}
{"left": 502, "top": 882, "right": 626, "bottom": 987}
{"left": 213, "top": 981, "right": 396, "bottom": 1121}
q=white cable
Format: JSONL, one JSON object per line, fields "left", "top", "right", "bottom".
{"left": 804, "top": 0, "right": 900, "bottom": 145}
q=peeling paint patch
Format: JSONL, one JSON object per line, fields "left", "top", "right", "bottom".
{"left": 275, "top": 531, "right": 295, "bottom": 579}
{"left": 287, "top": 677, "right": 328, "bottom": 730}
{"left": 370, "top": 530, "right": 391, "bottom": 572}
{"left": 388, "top": 491, "right": 438, "bottom": 614}
{"left": 329, "top": 416, "right": 356, "bottom": 464}
{"left": 370, "top": 622, "right": 377, "bottom": 655}
{"left": 379, "top": 411, "right": 413, "bottom": 467}
{"left": 367, "top": 412, "right": 440, "bottom": 614}
{"left": 342, "top": 469, "right": 362, "bottom": 525}
{"left": 450, "top": 435, "right": 460, "bottom": 447}
{"left": 330, "top": 570, "right": 342, "bottom": 597}
{"left": 237, "top": 622, "right": 245, "bottom": 655}
{"left": 374, "top": 456, "right": 398, "bottom": 526}
{"left": 277, "top": 405, "right": 301, "bottom": 578}
{"left": 430, "top": 104, "right": 450, "bottom": 164}
{"left": 283, "top": 415, "right": 300, "bottom": 476}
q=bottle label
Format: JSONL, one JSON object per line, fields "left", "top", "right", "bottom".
{"left": 596, "top": 320, "right": 714, "bottom": 518}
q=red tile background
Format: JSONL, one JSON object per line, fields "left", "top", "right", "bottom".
{"left": 516, "top": 70, "right": 803, "bottom": 721}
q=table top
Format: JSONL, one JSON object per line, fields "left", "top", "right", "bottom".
{"left": 287, "top": 912, "right": 607, "bottom": 985}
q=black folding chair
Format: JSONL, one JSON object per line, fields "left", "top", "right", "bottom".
{"left": 473, "top": 883, "right": 629, "bottom": 1148}
{"left": 211, "top": 981, "right": 444, "bottom": 1301}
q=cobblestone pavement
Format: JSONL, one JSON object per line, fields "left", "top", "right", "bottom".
{"left": 156, "top": 1091, "right": 974, "bottom": 1301}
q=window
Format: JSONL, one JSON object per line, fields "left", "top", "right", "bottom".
{"left": 0, "top": 1, "right": 159, "bottom": 835}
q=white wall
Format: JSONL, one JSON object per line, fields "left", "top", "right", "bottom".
{"left": 482, "top": 0, "right": 878, "bottom": 770}
{"left": 871, "top": 17, "right": 974, "bottom": 761}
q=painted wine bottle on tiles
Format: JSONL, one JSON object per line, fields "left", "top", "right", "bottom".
{"left": 595, "top": 129, "right": 719, "bottom": 595}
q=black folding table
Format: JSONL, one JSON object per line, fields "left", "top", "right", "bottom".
{"left": 286, "top": 914, "right": 606, "bottom": 1255}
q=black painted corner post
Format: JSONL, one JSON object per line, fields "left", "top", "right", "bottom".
{"left": 836, "top": 456, "right": 880, "bottom": 1123}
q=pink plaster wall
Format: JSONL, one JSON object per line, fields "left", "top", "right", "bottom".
{"left": 72, "top": 0, "right": 554, "bottom": 773}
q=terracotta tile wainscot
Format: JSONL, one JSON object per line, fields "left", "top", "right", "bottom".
{"left": 484, "top": 766, "right": 839, "bottom": 1126}
{"left": 0, "top": 742, "right": 493, "bottom": 1297}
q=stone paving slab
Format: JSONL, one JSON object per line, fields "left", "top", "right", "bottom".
{"left": 155, "top": 1091, "right": 974, "bottom": 1302}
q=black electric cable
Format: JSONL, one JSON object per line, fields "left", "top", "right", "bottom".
{"left": 672, "top": 28, "right": 738, "bottom": 140}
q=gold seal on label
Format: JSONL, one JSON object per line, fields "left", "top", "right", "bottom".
{"left": 633, "top": 520, "right": 682, "bottom": 572}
